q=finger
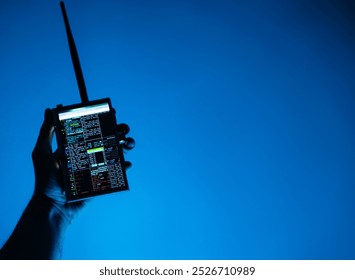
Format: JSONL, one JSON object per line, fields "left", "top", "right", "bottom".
{"left": 122, "top": 137, "right": 135, "bottom": 150}
{"left": 53, "top": 149, "right": 63, "bottom": 169}
{"left": 52, "top": 149, "right": 66, "bottom": 193}
{"left": 33, "top": 109, "right": 55, "bottom": 156}
{"left": 124, "top": 161, "right": 132, "bottom": 169}
{"left": 117, "top": 123, "right": 130, "bottom": 136}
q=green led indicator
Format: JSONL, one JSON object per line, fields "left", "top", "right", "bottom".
{"left": 87, "top": 147, "right": 104, "bottom": 154}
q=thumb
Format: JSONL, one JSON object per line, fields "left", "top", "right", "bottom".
{"left": 33, "top": 109, "right": 55, "bottom": 159}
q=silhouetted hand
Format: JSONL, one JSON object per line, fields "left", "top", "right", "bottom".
{"left": 0, "top": 108, "right": 134, "bottom": 259}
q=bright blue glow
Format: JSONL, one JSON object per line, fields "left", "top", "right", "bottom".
{"left": 0, "top": 0, "right": 355, "bottom": 259}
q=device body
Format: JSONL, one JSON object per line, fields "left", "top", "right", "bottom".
{"left": 53, "top": 98, "right": 129, "bottom": 202}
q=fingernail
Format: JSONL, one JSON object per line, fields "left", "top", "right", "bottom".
{"left": 45, "top": 108, "right": 53, "bottom": 119}
{"left": 44, "top": 109, "right": 54, "bottom": 125}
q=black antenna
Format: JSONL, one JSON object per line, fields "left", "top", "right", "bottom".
{"left": 60, "top": 1, "right": 89, "bottom": 103}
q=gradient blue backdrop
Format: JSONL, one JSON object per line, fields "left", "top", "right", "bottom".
{"left": 0, "top": 0, "right": 354, "bottom": 259}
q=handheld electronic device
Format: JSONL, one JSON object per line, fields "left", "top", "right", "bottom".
{"left": 53, "top": 2, "right": 129, "bottom": 202}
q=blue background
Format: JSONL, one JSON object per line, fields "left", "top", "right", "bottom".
{"left": 0, "top": 0, "right": 354, "bottom": 259}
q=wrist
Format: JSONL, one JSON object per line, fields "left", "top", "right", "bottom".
{"left": 31, "top": 192, "right": 73, "bottom": 225}
{"left": 1, "top": 192, "right": 71, "bottom": 259}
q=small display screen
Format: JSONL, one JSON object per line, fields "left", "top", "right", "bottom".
{"left": 55, "top": 99, "right": 128, "bottom": 201}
